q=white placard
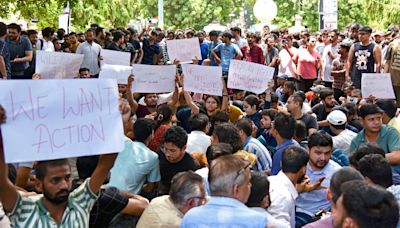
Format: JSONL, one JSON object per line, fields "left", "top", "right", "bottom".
{"left": 0, "top": 79, "right": 125, "bottom": 163}
{"left": 35, "top": 51, "right": 84, "bottom": 79}
{"left": 131, "top": 65, "right": 176, "bottom": 93}
{"left": 99, "top": 64, "right": 132, "bottom": 84}
{"left": 182, "top": 64, "right": 223, "bottom": 96}
{"left": 361, "top": 73, "right": 396, "bottom": 99}
{"left": 102, "top": 49, "right": 131, "bottom": 66}
{"left": 227, "top": 60, "right": 275, "bottom": 94}
{"left": 166, "top": 38, "right": 202, "bottom": 63}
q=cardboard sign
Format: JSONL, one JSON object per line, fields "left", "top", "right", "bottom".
{"left": 182, "top": 64, "right": 223, "bottom": 96}
{"left": 102, "top": 49, "right": 131, "bottom": 66}
{"left": 227, "top": 60, "right": 275, "bottom": 94}
{"left": 35, "top": 51, "right": 84, "bottom": 79}
{"left": 131, "top": 64, "right": 176, "bottom": 93}
{"left": 99, "top": 64, "right": 132, "bottom": 84}
{"left": 0, "top": 79, "right": 125, "bottom": 163}
{"left": 166, "top": 38, "right": 202, "bottom": 63}
{"left": 361, "top": 73, "right": 396, "bottom": 99}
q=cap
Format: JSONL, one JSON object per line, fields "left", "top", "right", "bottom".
{"left": 339, "top": 41, "right": 353, "bottom": 48}
{"left": 373, "top": 31, "right": 384, "bottom": 37}
{"left": 327, "top": 110, "right": 347, "bottom": 126}
{"left": 277, "top": 74, "right": 289, "bottom": 79}
{"left": 311, "top": 85, "right": 325, "bottom": 93}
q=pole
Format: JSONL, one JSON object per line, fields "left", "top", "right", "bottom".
{"left": 158, "top": 0, "right": 164, "bottom": 29}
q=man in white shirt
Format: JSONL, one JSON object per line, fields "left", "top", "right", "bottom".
{"left": 327, "top": 110, "right": 357, "bottom": 155}
{"left": 321, "top": 30, "right": 339, "bottom": 87}
{"left": 76, "top": 29, "right": 102, "bottom": 77}
{"left": 186, "top": 113, "right": 211, "bottom": 154}
{"left": 41, "top": 27, "right": 55, "bottom": 52}
{"left": 268, "top": 146, "right": 309, "bottom": 228}
{"left": 279, "top": 35, "right": 298, "bottom": 78}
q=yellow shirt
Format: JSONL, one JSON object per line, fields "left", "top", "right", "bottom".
{"left": 69, "top": 42, "right": 80, "bottom": 53}
{"left": 228, "top": 105, "right": 244, "bottom": 123}
{"left": 389, "top": 117, "right": 400, "bottom": 134}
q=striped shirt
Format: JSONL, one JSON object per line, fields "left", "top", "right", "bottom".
{"left": 7, "top": 178, "right": 98, "bottom": 228}
{"left": 243, "top": 136, "right": 272, "bottom": 171}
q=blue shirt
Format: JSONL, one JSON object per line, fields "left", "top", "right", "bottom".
{"left": 199, "top": 41, "right": 209, "bottom": 65}
{"left": 243, "top": 136, "right": 272, "bottom": 171}
{"left": 215, "top": 43, "right": 240, "bottom": 73}
{"left": 108, "top": 138, "right": 160, "bottom": 194}
{"left": 6, "top": 36, "right": 32, "bottom": 75}
{"left": 0, "top": 40, "right": 11, "bottom": 78}
{"left": 271, "top": 139, "right": 300, "bottom": 175}
{"left": 296, "top": 160, "right": 341, "bottom": 216}
{"left": 141, "top": 37, "right": 160, "bottom": 65}
{"left": 208, "top": 40, "right": 222, "bottom": 66}
{"left": 181, "top": 196, "right": 267, "bottom": 228}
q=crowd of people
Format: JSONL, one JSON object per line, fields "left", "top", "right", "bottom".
{"left": 0, "top": 19, "right": 400, "bottom": 228}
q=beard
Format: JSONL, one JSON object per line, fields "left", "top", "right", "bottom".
{"left": 43, "top": 188, "right": 70, "bottom": 205}
{"left": 297, "top": 173, "right": 306, "bottom": 184}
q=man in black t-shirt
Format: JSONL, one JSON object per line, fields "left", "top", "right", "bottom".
{"left": 286, "top": 94, "right": 318, "bottom": 136}
{"left": 312, "top": 88, "right": 338, "bottom": 128}
{"left": 158, "top": 126, "right": 200, "bottom": 195}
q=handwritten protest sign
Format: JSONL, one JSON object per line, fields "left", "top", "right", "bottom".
{"left": 131, "top": 64, "right": 176, "bottom": 93}
{"left": 182, "top": 64, "right": 223, "bottom": 96}
{"left": 361, "top": 73, "right": 396, "bottom": 99}
{"left": 35, "top": 51, "right": 84, "bottom": 79}
{"left": 227, "top": 60, "right": 275, "bottom": 94}
{"left": 102, "top": 49, "right": 131, "bottom": 66}
{"left": 99, "top": 64, "right": 132, "bottom": 84}
{"left": 166, "top": 38, "right": 202, "bottom": 63}
{"left": 0, "top": 79, "right": 125, "bottom": 163}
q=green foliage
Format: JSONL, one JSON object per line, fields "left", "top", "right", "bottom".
{"left": 0, "top": 0, "right": 397, "bottom": 32}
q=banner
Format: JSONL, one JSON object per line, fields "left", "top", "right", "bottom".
{"left": 0, "top": 79, "right": 125, "bottom": 163}
{"left": 227, "top": 60, "right": 275, "bottom": 94}
{"left": 361, "top": 73, "right": 396, "bottom": 99}
{"left": 99, "top": 64, "right": 132, "bottom": 84}
{"left": 166, "top": 38, "right": 202, "bottom": 63}
{"left": 102, "top": 49, "right": 131, "bottom": 66}
{"left": 35, "top": 51, "right": 84, "bottom": 79}
{"left": 182, "top": 64, "right": 222, "bottom": 96}
{"left": 131, "top": 64, "right": 176, "bottom": 93}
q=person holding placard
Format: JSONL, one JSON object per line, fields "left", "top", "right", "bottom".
{"left": 0, "top": 104, "right": 119, "bottom": 227}
{"left": 212, "top": 31, "right": 243, "bottom": 76}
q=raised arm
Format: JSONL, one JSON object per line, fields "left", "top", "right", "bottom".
{"left": 0, "top": 105, "right": 19, "bottom": 212}
{"left": 126, "top": 75, "right": 138, "bottom": 114}
{"left": 89, "top": 153, "right": 118, "bottom": 194}
{"left": 181, "top": 74, "right": 200, "bottom": 114}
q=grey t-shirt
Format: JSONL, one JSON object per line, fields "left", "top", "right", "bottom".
{"left": 6, "top": 36, "right": 32, "bottom": 75}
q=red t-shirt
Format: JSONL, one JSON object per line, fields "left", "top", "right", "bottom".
{"left": 296, "top": 49, "right": 320, "bottom": 79}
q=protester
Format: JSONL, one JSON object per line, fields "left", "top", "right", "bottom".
{"left": 303, "top": 167, "right": 365, "bottom": 228}
{"left": 346, "top": 26, "right": 382, "bottom": 89}
{"left": 236, "top": 118, "right": 272, "bottom": 172}
{"left": 158, "top": 126, "right": 201, "bottom": 195}
{"left": 295, "top": 131, "right": 341, "bottom": 227}
{"left": 327, "top": 110, "right": 357, "bottom": 155}
{"left": 6, "top": 23, "right": 33, "bottom": 79}
{"left": 76, "top": 29, "right": 102, "bottom": 77}
{"left": 268, "top": 146, "right": 309, "bottom": 227}
{"left": 0, "top": 105, "right": 118, "bottom": 227}
{"left": 136, "top": 171, "right": 206, "bottom": 228}
{"left": 181, "top": 155, "right": 267, "bottom": 227}
{"left": 0, "top": 22, "right": 10, "bottom": 79}
{"left": 333, "top": 181, "right": 399, "bottom": 228}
